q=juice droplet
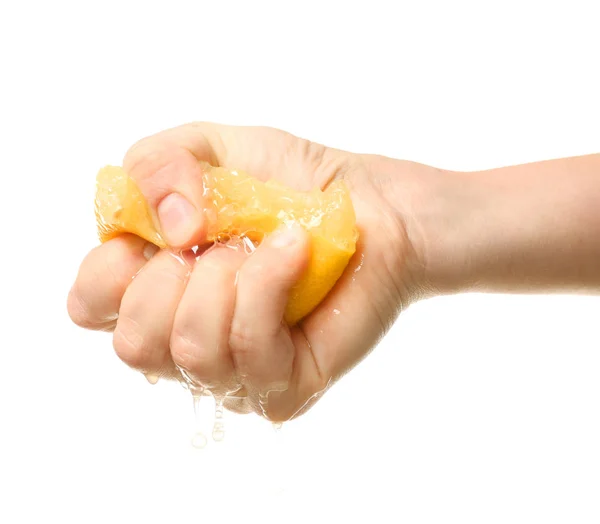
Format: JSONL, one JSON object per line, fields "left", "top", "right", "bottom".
{"left": 192, "top": 387, "right": 205, "bottom": 421}
{"left": 212, "top": 397, "right": 225, "bottom": 442}
{"left": 167, "top": 250, "right": 189, "bottom": 267}
{"left": 258, "top": 386, "right": 287, "bottom": 422}
{"left": 354, "top": 253, "right": 364, "bottom": 273}
{"left": 191, "top": 431, "right": 208, "bottom": 449}
{"left": 258, "top": 391, "right": 269, "bottom": 420}
{"left": 144, "top": 373, "right": 159, "bottom": 385}
{"left": 351, "top": 253, "right": 365, "bottom": 283}
{"left": 189, "top": 385, "right": 209, "bottom": 449}
{"left": 241, "top": 235, "right": 257, "bottom": 254}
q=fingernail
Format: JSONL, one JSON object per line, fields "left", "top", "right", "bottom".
{"left": 157, "top": 193, "right": 197, "bottom": 246}
{"left": 270, "top": 225, "right": 302, "bottom": 248}
{"left": 143, "top": 242, "right": 159, "bottom": 261}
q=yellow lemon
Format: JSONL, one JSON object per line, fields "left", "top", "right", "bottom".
{"left": 95, "top": 162, "right": 358, "bottom": 324}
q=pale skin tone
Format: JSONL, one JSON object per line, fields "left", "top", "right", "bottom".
{"left": 67, "top": 123, "right": 600, "bottom": 421}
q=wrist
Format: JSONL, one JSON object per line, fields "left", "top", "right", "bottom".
{"left": 408, "top": 168, "right": 483, "bottom": 297}
{"left": 365, "top": 154, "right": 476, "bottom": 300}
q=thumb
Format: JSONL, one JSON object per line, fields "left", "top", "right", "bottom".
{"left": 123, "top": 133, "right": 212, "bottom": 248}
{"left": 121, "top": 122, "right": 329, "bottom": 248}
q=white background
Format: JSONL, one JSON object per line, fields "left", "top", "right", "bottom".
{"left": 1, "top": 1, "right": 599, "bottom": 523}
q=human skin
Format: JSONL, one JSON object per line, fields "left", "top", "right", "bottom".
{"left": 67, "top": 123, "right": 600, "bottom": 421}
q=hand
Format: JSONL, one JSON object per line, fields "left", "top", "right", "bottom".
{"left": 67, "top": 122, "right": 431, "bottom": 421}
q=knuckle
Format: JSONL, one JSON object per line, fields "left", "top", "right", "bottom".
{"left": 113, "top": 318, "right": 150, "bottom": 370}
{"left": 199, "top": 254, "right": 236, "bottom": 282}
{"left": 188, "top": 121, "right": 213, "bottom": 136}
{"left": 229, "top": 319, "right": 281, "bottom": 361}
{"left": 79, "top": 243, "right": 134, "bottom": 297}
{"left": 299, "top": 138, "right": 326, "bottom": 168}
{"left": 153, "top": 264, "right": 188, "bottom": 285}
{"left": 169, "top": 331, "right": 204, "bottom": 371}
{"left": 103, "top": 249, "right": 133, "bottom": 290}
{"left": 228, "top": 319, "right": 256, "bottom": 359}
{"left": 123, "top": 139, "right": 182, "bottom": 190}
{"left": 123, "top": 135, "right": 163, "bottom": 171}
{"left": 123, "top": 141, "right": 196, "bottom": 208}
{"left": 127, "top": 147, "right": 172, "bottom": 186}
{"left": 229, "top": 311, "right": 281, "bottom": 360}
{"left": 67, "top": 287, "right": 94, "bottom": 328}
{"left": 170, "top": 331, "right": 229, "bottom": 389}
{"left": 239, "top": 261, "right": 271, "bottom": 288}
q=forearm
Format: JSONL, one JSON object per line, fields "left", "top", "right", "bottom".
{"left": 404, "top": 154, "right": 600, "bottom": 296}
